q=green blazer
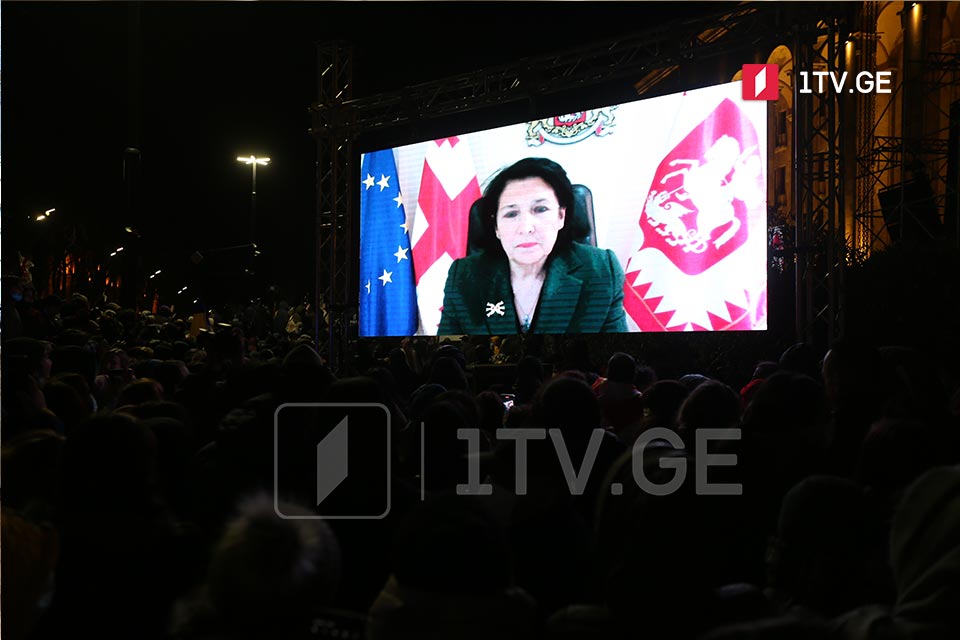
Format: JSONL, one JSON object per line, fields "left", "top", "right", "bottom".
{"left": 438, "top": 242, "right": 627, "bottom": 335}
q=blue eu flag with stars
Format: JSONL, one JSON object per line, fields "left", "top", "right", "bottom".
{"left": 359, "top": 150, "right": 418, "bottom": 336}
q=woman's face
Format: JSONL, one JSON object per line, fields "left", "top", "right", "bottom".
{"left": 494, "top": 177, "right": 566, "bottom": 267}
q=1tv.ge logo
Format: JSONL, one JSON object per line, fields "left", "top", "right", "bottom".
{"left": 274, "top": 403, "right": 742, "bottom": 520}
{"left": 741, "top": 63, "right": 893, "bottom": 100}
{"left": 274, "top": 403, "right": 392, "bottom": 520}
{"left": 741, "top": 63, "right": 779, "bottom": 101}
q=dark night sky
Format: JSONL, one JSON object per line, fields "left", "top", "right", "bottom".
{"left": 3, "top": 1, "right": 728, "bottom": 303}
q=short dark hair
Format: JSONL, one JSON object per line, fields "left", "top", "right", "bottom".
{"left": 606, "top": 352, "right": 637, "bottom": 384}
{"left": 478, "top": 157, "right": 576, "bottom": 255}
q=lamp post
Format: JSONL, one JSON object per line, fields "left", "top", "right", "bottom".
{"left": 237, "top": 155, "right": 270, "bottom": 244}
{"left": 30, "top": 208, "right": 61, "bottom": 294}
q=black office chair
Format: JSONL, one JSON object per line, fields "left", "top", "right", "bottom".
{"left": 466, "top": 184, "right": 597, "bottom": 256}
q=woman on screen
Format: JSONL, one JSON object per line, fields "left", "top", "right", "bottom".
{"left": 438, "top": 157, "right": 626, "bottom": 335}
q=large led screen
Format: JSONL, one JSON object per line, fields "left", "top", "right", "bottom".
{"left": 359, "top": 80, "right": 767, "bottom": 336}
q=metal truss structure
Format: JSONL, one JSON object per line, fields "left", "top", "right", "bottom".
{"left": 791, "top": 10, "right": 850, "bottom": 347}
{"left": 852, "top": 2, "right": 880, "bottom": 263}
{"left": 310, "top": 2, "right": 871, "bottom": 365}
{"left": 312, "top": 4, "right": 769, "bottom": 137}
{"left": 313, "top": 42, "right": 354, "bottom": 365}
{"left": 856, "top": 50, "right": 960, "bottom": 254}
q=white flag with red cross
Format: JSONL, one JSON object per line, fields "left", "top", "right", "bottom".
{"left": 410, "top": 137, "right": 483, "bottom": 335}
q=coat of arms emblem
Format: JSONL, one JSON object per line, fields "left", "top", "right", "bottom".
{"left": 525, "top": 107, "right": 617, "bottom": 146}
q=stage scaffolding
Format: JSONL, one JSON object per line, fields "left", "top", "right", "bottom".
{"left": 313, "top": 41, "right": 354, "bottom": 365}
{"left": 855, "top": 50, "right": 960, "bottom": 254}
{"left": 791, "top": 7, "right": 851, "bottom": 348}
{"left": 310, "top": 3, "right": 777, "bottom": 368}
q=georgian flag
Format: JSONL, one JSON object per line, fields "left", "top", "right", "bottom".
{"left": 623, "top": 98, "right": 767, "bottom": 331}
{"left": 410, "top": 137, "right": 482, "bottom": 335}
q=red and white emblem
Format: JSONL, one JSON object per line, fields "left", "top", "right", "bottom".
{"left": 525, "top": 107, "right": 617, "bottom": 146}
{"left": 624, "top": 98, "right": 767, "bottom": 331}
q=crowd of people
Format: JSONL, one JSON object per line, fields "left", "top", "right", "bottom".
{"left": 3, "top": 283, "right": 960, "bottom": 640}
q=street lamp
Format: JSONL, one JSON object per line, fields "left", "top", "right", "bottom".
{"left": 34, "top": 208, "right": 56, "bottom": 222}
{"left": 237, "top": 155, "right": 270, "bottom": 244}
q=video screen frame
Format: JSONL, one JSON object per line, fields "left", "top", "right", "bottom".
{"left": 358, "top": 80, "right": 768, "bottom": 337}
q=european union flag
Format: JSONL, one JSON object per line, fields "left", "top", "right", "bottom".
{"left": 359, "top": 150, "right": 418, "bottom": 336}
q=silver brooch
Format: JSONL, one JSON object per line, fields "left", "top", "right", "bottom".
{"left": 485, "top": 301, "right": 506, "bottom": 317}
